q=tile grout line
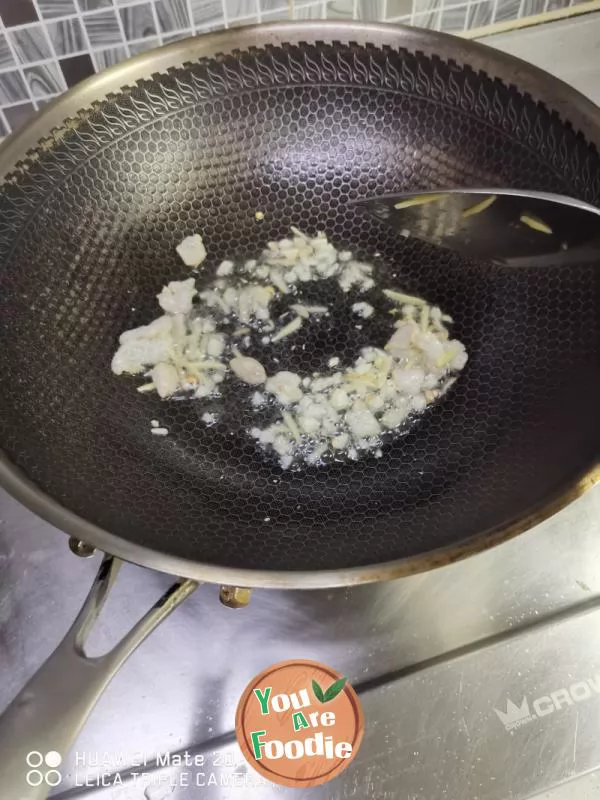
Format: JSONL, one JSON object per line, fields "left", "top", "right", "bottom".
{"left": 272, "top": 0, "right": 477, "bottom": 17}
{"left": 4, "top": 5, "right": 137, "bottom": 33}
{"left": 0, "top": 94, "right": 58, "bottom": 110}
{"left": 149, "top": 0, "right": 164, "bottom": 46}
{"left": 0, "top": 0, "right": 592, "bottom": 131}
{"left": 0, "top": 0, "right": 597, "bottom": 39}
{"left": 0, "top": 106, "right": 10, "bottom": 133}
{"left": 29, "top": 0, "right": 68, "bottom": 103}
{"left": 76, "top": 3, "right": 103, "bottom": 72}
{"left": 122, "top": 32, "right": 162, "bottom": 46}
{"left": 464, "top": 0, "right": 473, "bottom": 28}
{"left": 0, "top": 17, "right": 37, "bottom": 114}
{"left": 462, "top": 0, "right": 470, "bottom": 27}
{"left": 0, "top": 99, "right": 33, "bottom": 109}
{"left": 184, "top": 0, "right": 197, "bottom": 33}
{"left": 113, "top": 4, "right": 132, "bottom": 59}
{"left": 491, "top": 0, "right": 501, "bottom": 24}
{"left": 221, "top": 0, "right": 230, "bottom": 29}
{"left": 0, "top": 53, "right": 85, "bottom": 75}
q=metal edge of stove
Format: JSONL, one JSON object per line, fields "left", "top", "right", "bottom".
{"left": 41, "top": 490, "right": 600, "bottom": 800}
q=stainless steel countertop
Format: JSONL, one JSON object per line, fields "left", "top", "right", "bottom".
{"left": 481, "top": 12, "right": 600, "bottom": 106}
{"left": 2, "top": 14, "right": 600, "bottom": 800}
{"left": 2, "top": 480, "right": 600, "bottom": 800}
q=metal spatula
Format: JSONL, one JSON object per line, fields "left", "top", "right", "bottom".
{"left": 354, "top": 189, "right": 600, "bottom": 266}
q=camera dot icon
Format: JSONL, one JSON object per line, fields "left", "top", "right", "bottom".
{"left": 26, "top": 751, "right": 63, "bottom": 787}
{"left": 26, "top": 751, "right": 43, "bottom": 768}
{"left": 44, "top": 751, "right": 62, "bottom": 768}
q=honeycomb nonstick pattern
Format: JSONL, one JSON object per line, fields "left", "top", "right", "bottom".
{"left": 0, "top": 43, "right": 599, "bottom": 572}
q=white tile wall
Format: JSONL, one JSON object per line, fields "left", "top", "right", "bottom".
{"left": 0, "top": 0, "right": 594, "bottom": 135}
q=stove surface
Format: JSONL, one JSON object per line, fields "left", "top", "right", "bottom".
{"left": 1, "top": 14, "right": 600, "bottom": 800}
{"left": 1, "top": 481, "right": 600, "bottom": 800}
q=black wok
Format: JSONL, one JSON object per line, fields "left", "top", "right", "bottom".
{"left": 0, "top": 22, "right": 598, "bottom": 796}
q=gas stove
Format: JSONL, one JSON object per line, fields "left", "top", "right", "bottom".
{"left": 2, "top": 481, "right": 600, "bottom": 800}
{"left": 1, "top": 14, "right": 600, "bottom": 800}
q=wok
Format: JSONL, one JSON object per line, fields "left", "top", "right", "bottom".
{"left": 0, "top": 21, "right": 598, "bottom": 797}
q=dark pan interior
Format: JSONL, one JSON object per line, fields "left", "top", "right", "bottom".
{"left": 1, "top": 42, "right": 599, "bottom": 571}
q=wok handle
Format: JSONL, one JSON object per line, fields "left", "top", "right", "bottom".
{"left": 0, "top": 555, "right": 197, "bottom": 800}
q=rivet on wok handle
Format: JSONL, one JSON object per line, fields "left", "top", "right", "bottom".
{"left": 68, "top": 536, "right": 96, "bottom": 558}
{"left": 220, "top": 585, "right": 252, "bottom": 608}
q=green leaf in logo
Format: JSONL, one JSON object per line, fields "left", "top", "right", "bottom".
{"left": 323, "top": 677, "right": 347, "bottom": 703}
{"left": 313, "top": 677, "right": 348, "bottom": 703}
{"left": 312, "top": 679, "right": 325, "bottom": 703}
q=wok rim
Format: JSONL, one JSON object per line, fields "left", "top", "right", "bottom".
{"left": 1, "top": 451, "right": 598, "bottom": 587}
{"left": 1, "top": 21, "right": 599, "bottom": 588}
